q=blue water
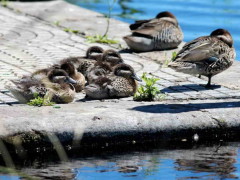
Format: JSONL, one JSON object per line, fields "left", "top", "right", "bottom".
{"left": 66, "top": 0, "right": 240, "bottom": 59}
{"left": 1, "top": 142, "right": 240, "bottom": 180}
{"left": 73, "top": 144, "right": 240, "bottom": 180}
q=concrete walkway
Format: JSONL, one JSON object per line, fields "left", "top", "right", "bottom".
{"left": 0, "top": 1, "right": 240, "bottom": 148}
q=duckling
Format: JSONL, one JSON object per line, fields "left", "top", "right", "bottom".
{"left": 31, "top": 64, "right": 60, "bottom": 80}
{"left": 168, "top": 28, "right": 236, "bottom": 87}
{"left": 86, "top": 61, "right": 112, "bottom": 84}
{"left": 85, "top": 64, "right": 141, "bottom": 99}
{"left": 85, "top": 49, "right": 123, "bottom": 83}
{"left": 7, "top": 69, "right": 76, "bottom": 104}
{"left": 123, "top": 11, "right": 183, "bottom": 52}
{"left": 107, "top": 64, "right": 141, "bottom": 97}
{"left": 60, "top": 46, "right": 104, "bottom": 76}
{"left": 100, "top": 49, "right": 124, "bottom": 66}
{"left": 60, "top": 62, "right": 85, "bottom": 92}
{"left": 84, "top": 77, "right": 111, "bottom": 100}
{"left": 44, "top": 69, "right": 76, "bottom": 103}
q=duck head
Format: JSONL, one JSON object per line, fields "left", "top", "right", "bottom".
{"left": 156, "top": 11, "right": 178, "bottom": 25}
{"left": 60, "top": 62, "right": 76, "bottom": 76}
{"left": 94, "top": 61, "right": 113, "bottom": 75}
{"left": 210, "top": 29, "right": 233, "bottom": 47}
{"left": 101, "top": 49, "right": 124, "bottom": 66}
{"left": 47, "top": 69, "right": 77, "bottom": 85}
{"left": 156, "top": 11, "right": 176, "bottom": 19}
{"left": 113, "top": 64, "right": 142, "bottom": 81}
{"left": 86, "top": 46, "right": 104, "bottom": 60}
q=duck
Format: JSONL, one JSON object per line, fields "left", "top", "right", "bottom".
{"left": 85, "top": 64, "right": 141, "bottom": 99}
{"left": 123, "top": 11, "right": 183, "bottom": 52}
{"left": 85, "top": 49, "right": 124, "bottom": 83}
{"left": 84, "top": 77, "right": 111, "bottom": 100}
{"left": 60, "top": 46, "right": 104, "bottom": 77}
{"left": 99, "top": 49, "right": 124, "bottom": 66}
{"left": 168, "top": 28, "right": 236, "bottom": 87}
{"left": 86, "top": 61, "right": 113, "bottom": 84}
{"left": 60, "top": 62, "right": 85, "bottom": 92}
{"left": 6, "top": 69, "right": 77, "bottom": 104}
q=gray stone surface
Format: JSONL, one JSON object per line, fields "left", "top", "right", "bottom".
{"left": 0, "top": 1, "right": 240, "bottom": 148}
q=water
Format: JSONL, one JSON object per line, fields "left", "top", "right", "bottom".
{"left": 66, "top": 0, "right": 240, "bottom": 59}
{"left": 1, "top": 141, "right": 240, "bottom": 179}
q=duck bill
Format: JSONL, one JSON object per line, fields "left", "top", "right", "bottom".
{"left": 65, "top": 77, "right": 77, "bottom": 84}
{"left": 132, "top": 73, "right": 142, "bottom": 82}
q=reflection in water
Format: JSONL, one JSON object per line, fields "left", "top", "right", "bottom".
{"left": 175, "top": 148, "right": 238, "bottom": 179}
{"left": 116, "top": 0, "right": 144, "bottom": 19}
{"left": 0, "top": 142, "right": 239, "bottom": 179}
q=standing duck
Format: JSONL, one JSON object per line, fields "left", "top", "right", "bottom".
{"left": 168, "top": 29, "right": 236, "bottom": 87}
{"left": 123, "top": 11, "right": 183, "bottom": 52}
{"left": 7, "top": 69, "right": 77, "bottom": 104}
{"left": 85, "top": 64, "right": 141, "bottom": 99}
{"left": 60, "top": 46, "right": 104, "bottom": 77}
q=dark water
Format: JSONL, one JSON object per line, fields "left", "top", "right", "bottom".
{"left": 66, "top": 0, "right": 240, "bottom": 59}
{"left": 1, "top": 141, "right": 240, "bottom": 179}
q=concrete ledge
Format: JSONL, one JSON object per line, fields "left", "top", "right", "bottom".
{"left": 1, "top": 99, "right": 240, "bottom": 149}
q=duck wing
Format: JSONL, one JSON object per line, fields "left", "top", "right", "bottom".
{"left": 131, "top": 20, "right": 180, "bottom": 39}
{"left": 174, "top": 36, "right": 221, "bottom": 63}
{"left": 129, "top": 19, "right": 151, "bottom": 30}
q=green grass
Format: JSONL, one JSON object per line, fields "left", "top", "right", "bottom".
{"left": 134, "top": 73, "right": 165, "bottom": 101}
{"left": 86, "top": 34, "right": 119, "bottom": 44}
{"left": 63, "top": 28, "right": 79, "bottom": 34}
{"left": 171, "top": 51, "right": 177, "bottom": 60}
{"left": 54, "top": 21, "right": 60, "bottom": 26}
{"left": 27, "top": 93, "right": 55, "bottom": 107}
{"left": 163, "top": 51, "right": 177, "bottom": 67}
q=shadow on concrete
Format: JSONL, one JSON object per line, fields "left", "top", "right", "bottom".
{"left": 131, "top": 101, "right": 240, "bottom": 113}
{"left": 161, "top": 84, "right": 221, "bottom": 94}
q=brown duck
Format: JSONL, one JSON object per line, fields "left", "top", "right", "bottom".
{"left": 60, "top": 46, "right": 104, "bottom": 76}
{"left": 169, "top": 29, "right": 236, "bottom": 87}
{"left": 85, "top": 64, "right": 141, "bottom": 99}
{"left": 60, "top": 62, "right": 85, "bottom": 92}
{"left": 86, "top": 49, "right": 124, "bottom": 83}
{"left": 123, "top": 11, "right": 183, "bottom": 52}
{"left": 7, "top": 69, "right": 76, "bottom": 104}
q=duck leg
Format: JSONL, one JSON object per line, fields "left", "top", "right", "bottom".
{"left": 205, "top": 75, "right": 212, "bottom": 88}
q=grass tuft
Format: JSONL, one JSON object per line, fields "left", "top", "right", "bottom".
{"left": 86, "top": 34, "right": 119, "bottom": 44}
{"left": 27, "top": 93, "right": 55, "bottom": 107}
{"left": 134, "top": 73, "right": 165, "bottom": 101}
{"left": 63, "top": 28, "right": 79, "bottom": 34}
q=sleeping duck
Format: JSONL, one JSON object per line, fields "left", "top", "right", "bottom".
{"left": 7, "top": 69, "right": 77, "bottom": 104}
{"left": 60, "top": 46, "right": 104, "bottom": 77}
{"left": 123, "top": 11, "right": 183, "bottom": 52}
{"left": 85, "top": 64, "right": 141, "bottom": 99}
